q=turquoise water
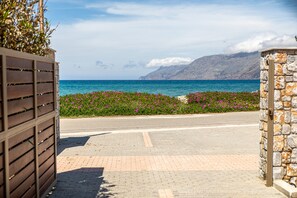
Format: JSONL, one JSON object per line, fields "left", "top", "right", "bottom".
{"left": 60, "top": 80, "right": 260, "bottom": 97}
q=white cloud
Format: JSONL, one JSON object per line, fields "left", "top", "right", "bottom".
{"left": 146, "top": 57, "right": 193, "bottom": 67}
{"left": 227, "top": 34, "right": 297, "bottom": 53}
{"left": 51, "top": 2, "right": 297, "bottom": 79}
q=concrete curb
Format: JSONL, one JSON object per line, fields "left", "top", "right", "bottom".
{"left": 274, "top": 180, "right": 297, "bottom": 198}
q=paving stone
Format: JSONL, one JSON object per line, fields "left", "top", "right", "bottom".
{"left": 50, "top": 126, "right": 285, "bottom": 198}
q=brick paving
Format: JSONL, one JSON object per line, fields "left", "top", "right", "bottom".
{"left": 50, "top": 124, "right": 285, "bottom": 198}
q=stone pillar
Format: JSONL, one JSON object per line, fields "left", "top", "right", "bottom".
{"left": 259, "top": 47, "right": 297, "bottom": 186}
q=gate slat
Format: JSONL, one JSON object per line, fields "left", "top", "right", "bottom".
{"left": 10, "top": 172, "right": 35, "bottom": 198}
{"left": 0, "top": 185, "right": 3, "bottom": 198}
{"left": 0, "top": 155, "right": 3, "bottom": 171}
{"left": 39, "top": 172, "right": 55, "bottom": 196}
{"left": 0, "top": 142, "right": 3, "bottom": 154}
{"left": 8, "top": 109, "right": 34, "bottom": 128}
{"left": 8, "top": 97, "right": 34, "bottom": 116}
{"left": 0, "top": 167, "right": 3, "bottom": 186}
{"left": 9, "top": 137, "right": 34, "bottom": 163}
{"left": 38, "top": 103, "right": 55, "bottom": 117}
{"left": 37, "top": 61, "right": 54, "bottom": 71}
{"left": 7, "top": 84, "right": 34, "bottom": 100}
{"left": 39, "top": 154, "right": 54, "bottom": 177}
{"left": 9, "top": 128, "right": 34, "bottom": 149}
{"left": 9, "top": 149, "right": 34, "bottom": 177}
{"left": 10, "top": 161, "right": 35, "bottom": 192}
{"left": 38, "top": 93, "right": 54, "bottom": 106}
{"left": 38, "top": 119, "right": 54, "bottom": 132}
{"left": 39, "top": 164, "right": 55, "bottom": 191}
{"left": 22, "top": 185, "right": 36, "bottom": 198}
{"left": 38, "top": 135, "right": 54, "bottom": 155}
{"left": 38, "top": 126, "right": 54, "bottom": 143}
{"left": 39, "top": 145, "right": 54, "bottom": 166}
{"left": 37, "top": 72, "right": 53, "bottom": 82}
{"left": 37, "top": 83, "right": 54, "bottom": 95}
{"left": 0, "top": 119, "right": 3, "bottom": 132}
{"left": 7, "top": 70, "right": 33, "bottom": 84}
{"left": 7, "top": 56, "right": 33, "bottom": 70}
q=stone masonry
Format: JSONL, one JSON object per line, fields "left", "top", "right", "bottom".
{"left": 259, "top": 47, "right": 297, "bottom": 186}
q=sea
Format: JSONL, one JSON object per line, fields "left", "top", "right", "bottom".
{"left": 60, "top": 80, "right": 260, "bottom": 97}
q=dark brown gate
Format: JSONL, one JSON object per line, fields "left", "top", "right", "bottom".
{"left": 0, "top": 47, "right": 57, "bottom": 198}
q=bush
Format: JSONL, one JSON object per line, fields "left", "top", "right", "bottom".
{"left": 0, "top": 0, "right": 54, "bottom": 56}
{"left": 60, "top": 91, "right": 260, "bottom": 117}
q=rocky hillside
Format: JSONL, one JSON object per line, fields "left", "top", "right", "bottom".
{"left": 140, "top": 52, "right": 260, "bottom": 80}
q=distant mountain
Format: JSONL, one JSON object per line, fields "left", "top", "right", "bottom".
{"left": 140, "top": 52, "right": 260, "bottom": 80}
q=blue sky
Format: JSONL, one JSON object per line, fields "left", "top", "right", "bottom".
{"left": 46, "top": 0, "right": 297, "bottom": 80}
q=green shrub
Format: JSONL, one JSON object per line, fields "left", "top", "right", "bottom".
{"left": 0, "top": 0, "right": 54, "bottom": 56}
{"left": 60, "top": 91, "right": 260, "bottom": 117}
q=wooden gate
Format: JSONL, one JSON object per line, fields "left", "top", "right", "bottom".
{"left": 0, "top": 47, "right": 57, "bottom": 197}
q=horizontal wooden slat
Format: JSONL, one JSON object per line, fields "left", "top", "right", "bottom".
{"left": 7, "top": 84, "right": 33, "bottom": 100}
{"left": 0, "top": 142, "right": 3, "bottom": 154}
{"left": 7, "top": 56, "right": 33, "bottom": 70}
{"left": 8, "top": 97, "right": 34, "bottom": 115}
{"left": 40, "top": 171, "right": 55, "bottom": 197}
{"left": 0, "top": 154, "right": 3, "bottom": 171}
{"left": 0, "top": 118, "right": 3, "bottom": 132}
{"left": 37, "top": 83, "right": 54, "bottom": 94}
{"left": 38, "top": 119, "right": 54, "bottom": 132}
{"left": 0, "top": 47, "right": 54, "bottom": 63}
{"left": 39, "top": 163, "right": 55, "bottom": 190}
{"left": 9, "top": 137, "right": 34, "bottom": 163}
{"left": 8, "top": 109, "right": 34, "bottom": 128}
{"left": 10, "top": 161, "right": 35, "bottom": 192}
{"left": 38, "top": 103, "right": 54, "bottom": 117}
{"left": 0, "top": 164, "right": 3, "bottom": 186}
{"left": 38, "top": 135, "right": 54, "bottom": 155}
{"left": 0, "top": 184, "right": 3, "bottom": 198}
{"left": 22, "top": 185, "right": 36, "bottom": 198}
{"left": 7, "top": 70, "right": 33, "bottom": 84}
{"left": 10, "top": 172, "right": 35, "bottom": 198}
{"left": 0, "top": 102, "right": 2, "bottom": 117}
{"left": 39, "top": 145, "right": 54, "bottom": 166}
{"left": 0, "top": 55, "right": 2, "bottom": 84}
{"left": 38, "top": 126, "right": 54, "bottom": 143}
{"left": 38, "top": 93, "right": 54, "bottom": 106}
{"left": 9, "top": 128, "right": 34, "bottom": 149}
{"left": 37, "top": 61, "right": 53, "bottom": 71}
{"left": 37, "top": 72, "right": 53, "bottom": 82}
{"left": 10, "top": 149, "right": 34, "bottom": 177}
{"left": 39, "top": 154, "right": 54, "bottom": 177}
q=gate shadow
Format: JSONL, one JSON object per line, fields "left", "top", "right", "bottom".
{"left": 57, "top": 133, "right": 110, "bottom": 155}
{"left": 51, "top": 167, "right": 116, "bottom": 198}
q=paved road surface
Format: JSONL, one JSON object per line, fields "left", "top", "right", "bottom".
{"left": 51, "top": 112, "right": 285, "bottom": 198}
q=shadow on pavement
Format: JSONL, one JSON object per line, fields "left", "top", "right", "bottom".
{"left": 58, "top": 133, "right": 110, "bottom": 155}
{"left": 51, "top": 168, "right": 116, "bottom": 198}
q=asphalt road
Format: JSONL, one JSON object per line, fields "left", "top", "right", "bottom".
{"left": 60, "top": 111, "right": 259, "bottom": 137}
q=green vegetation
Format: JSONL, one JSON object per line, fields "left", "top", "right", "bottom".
{"left": 60, "top": 91, "right": 259, "bottom": 117}
{"left": 0, "top": 0, "right": 54, "bottom": 56}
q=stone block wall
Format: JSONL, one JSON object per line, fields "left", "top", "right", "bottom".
{"left": 259, "top": 47, "right": 297, "bottom": 186}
